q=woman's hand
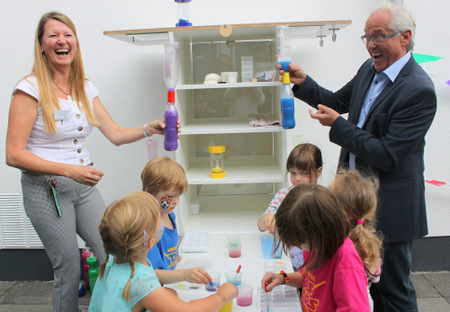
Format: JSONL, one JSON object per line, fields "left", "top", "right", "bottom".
{"left": 146, "top": 118, "right": 182, "bottom": 136}
{"left": 184, "top": 267, "right": 211, "bottom": 284}
{"left": 68, "top": 165, "right": 104, "bottom": 186}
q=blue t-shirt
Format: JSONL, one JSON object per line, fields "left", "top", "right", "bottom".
{"left": 147, "top": 212, "right": 179, "bottom": 270}
{"left": 89, "top": 255, "right": 161, "bottom": 312}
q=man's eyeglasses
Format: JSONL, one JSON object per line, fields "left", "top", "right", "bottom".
{"left": 361, "top": 32, "right": 399, "bottom": 44}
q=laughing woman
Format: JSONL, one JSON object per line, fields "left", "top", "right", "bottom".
{"left": 5, "top": 12, "right": 179, "bottom": 312}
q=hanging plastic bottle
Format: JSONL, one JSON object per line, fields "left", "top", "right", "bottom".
{"left": 276, "top": 25, "right": 295, "bottom": 129}
{"left": 163, "top": 40, "right": 180, "bottom": 151}
{"left": 86, "top": 256, "right": 99, "bottom": 292}
{"left": 280, "top": 75, "right": 295, "bottom": 129}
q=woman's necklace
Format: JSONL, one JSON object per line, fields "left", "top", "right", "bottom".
{"left": 52, "top": 80, "right": 72, "bottom": 101}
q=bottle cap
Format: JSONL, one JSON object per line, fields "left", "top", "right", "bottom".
{"left": 282, "top": 72, "right": 290, "bottom": 84}
{"left": 86, "top": 256, "right": 98, "bottom": 266}
{"left": 168, "top": 90, "right": 176, "bottom": 102}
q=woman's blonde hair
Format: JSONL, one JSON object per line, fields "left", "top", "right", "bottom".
{"left": 32, "top": 11, "right": 99, "bottom": 132}
{"left": 98, "top": 191, "right": 160, "bottom": 302}
{"left": 329, "top": 170, "right": 383, "bottom": 274}
{"left": 141, "top": 156, "right": 188, "bottom": 195}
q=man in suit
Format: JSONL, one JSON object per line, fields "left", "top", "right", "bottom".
{"left": 279, "top": 3, "right": 436, "bottom": 311}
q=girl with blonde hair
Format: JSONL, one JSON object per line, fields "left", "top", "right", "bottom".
{"left": 329, "top": 170, "right": 383, "bottom": 311}
{"left": 90, "top": 191, "right": 237, "bottom": 312}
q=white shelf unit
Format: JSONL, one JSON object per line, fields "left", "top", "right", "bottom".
{"left": 104, "top": 20, "right": 351, "bottom": 233}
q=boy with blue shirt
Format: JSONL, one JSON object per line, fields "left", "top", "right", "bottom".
{"left": 141, "top": 156, "right": 188, "bottom": 270}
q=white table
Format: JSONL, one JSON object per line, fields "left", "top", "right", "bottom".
{"left": 166, "top": 231, "right": 302, "bottom": 312}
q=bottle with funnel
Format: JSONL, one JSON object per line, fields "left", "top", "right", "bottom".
{"left": 163, "top": 40, "right": 180, "bottom": 151}
{"left": 276, "top": 26, "right": 295, "bottom": 129}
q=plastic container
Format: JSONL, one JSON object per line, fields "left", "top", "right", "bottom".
{"left": 205, "top": 272, "right": 221, "bottom": 291}
{"left": 220, "top": 72, "right": 238, "bottom": 83}
{"left": 218, "top": 300, "right": 232, "bottom": 312}
{"left": 81, "top": 246, "right": 92, "bottom": 290}
{"left": 86, "top": 256, "right": 99, "bottom": 292}
{"left": 225, "top": 270, "right": 243, "bottom": 286}
{"left": 146, "top": 138, "right": 158, "bottom": 161}
{"left": 164, "top": 101, "right": 178, "bottom": 151}
{"left": 164, "top": 41, "right": 180, "bottom": 151}
{"left": 175, "top": 0, "right": 192, "bottom": 27}
{"left": 237, "top": 285, "right": 253, "bottom": 306}
{"left": 280, "top": 74, "right": 295, "bottom": 129}
{"left": 276, "top": 26, "right": 292, "bottom": 72}
{"left": 209, "top": 145, "right": 226, "bottom": 178}
{"left": 227, "top": 234, "right": 241, "bottom": 258}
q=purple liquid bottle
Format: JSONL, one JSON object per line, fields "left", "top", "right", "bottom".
{"left": 163, "top": 41, "right": 179, "bottom": 151}
{"left": 164, "top": 90, "right": 178, "bottom": 151}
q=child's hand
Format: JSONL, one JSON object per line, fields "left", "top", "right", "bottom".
{"left": 217, "top": 282, "right": 238, "bottom": 302}
{"left": 261, "top": 272, "right": 284, "bottom": 292}
{"left": 263, "top": 213, "right": 276, "bottom": 234}
{"left": 185, "top": 267, "right": 211, "bottom": 284}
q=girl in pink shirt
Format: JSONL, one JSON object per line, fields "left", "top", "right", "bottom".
{"left": 261, "top": 184, "right": 370, "bottom": 311}
{"left": 329, "top": 170, "right": 383, "bottom": 311}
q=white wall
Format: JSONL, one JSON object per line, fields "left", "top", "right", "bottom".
{"left": 0, "top": 0, "right": 449, "bottom": 236}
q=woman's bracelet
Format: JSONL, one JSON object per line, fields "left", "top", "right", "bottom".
{"left": 143, "top": 123, "right": 150, "bottom": 137}
{"left": 280, "top": 270, "right": 289, "bottom": 285}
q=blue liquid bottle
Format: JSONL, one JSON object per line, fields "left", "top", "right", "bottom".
{"left": 163, "top": 40, "right": 180, "bottom": 151}
{"left": 276, "top": 25, "right": 295, "bottom": 129}
{"left": 280, "top": 73, "right": 295, "bottom": 129}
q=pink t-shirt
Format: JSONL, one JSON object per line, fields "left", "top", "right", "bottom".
{"left": 300, "top": 238, "right": 370, "bottom": 312}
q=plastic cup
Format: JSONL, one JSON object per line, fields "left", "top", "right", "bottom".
{"left": 205, "top": 272, "right": 221, "bottom": 291}
{"left": 227, "top": 235, "right": 241, "bottom": 258}
{"left": 237, "top": 285, "right": 253, "bottom": 306}
{"left": 221, "top": 72, "right": 238, "bottom": 83}
{"left": 218, "top": 300, "right": 233, "bottom": 312}
{"left": 225, "top": 271, "right": 243, "bottom": 286}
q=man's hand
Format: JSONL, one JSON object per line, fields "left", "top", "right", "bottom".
{"left": 308, "top": 104, "right": 340, "bottom": 127}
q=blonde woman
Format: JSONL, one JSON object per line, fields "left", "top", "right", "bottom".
{"left": 5, "top": 12, "right": 179, "bottom": 312}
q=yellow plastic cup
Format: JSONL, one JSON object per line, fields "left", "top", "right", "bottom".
{"left": 218, "top": 300, "right": 232, "bottom": 312}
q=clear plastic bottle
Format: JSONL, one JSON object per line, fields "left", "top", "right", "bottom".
{"left": 280, "top": 74, "right": 295, "bottom": 129}
{"left": 163, "top": 41, "right": 180, "bottom": 151}
{"left": 86, "top": 256, "right": 99, "bottom": 292}
{"left": 164, "top": 95, "right": 178, "bottom": 151}
{"left": 81, "top": 245, "right": 92, "bottom": 290}
{"left": 277, "top": 25, "right": 295, "bottom": 129}
{"left": 276, "top": 25, "right": 292, "bottom": 72}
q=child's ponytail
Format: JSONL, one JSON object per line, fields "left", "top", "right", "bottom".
{"left": 97, "top": 192, "right": 161, "bottom": 302}
{"left": 122, "top": 259, "right": 136, "bottom": 302}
